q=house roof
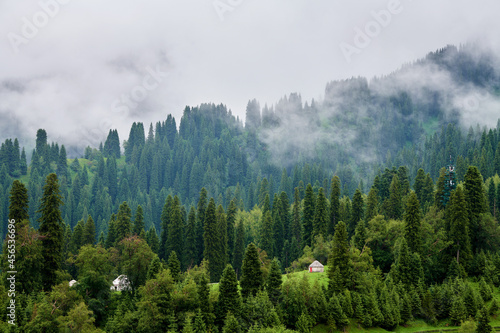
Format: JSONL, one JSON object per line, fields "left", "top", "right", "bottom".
{"left": 309, "top": 260, "right": 324, "bottom": 268}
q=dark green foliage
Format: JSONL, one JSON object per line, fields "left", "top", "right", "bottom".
{"left": 365, "top": 186, "right": 378, "bottom": 223}
{"left": 168, "top": 250, "right": 182, "bottom": 282}
{"left": 185, "top": 206, "right": 198, "bottom": 269}
{"left": 226, "top": 199, "right": 237, "bottom": 265}
{"left": 198, "top": 273, "right": 214, "bottom": 329}
{"left": 9, "top": 179, "right": 29, "bottom": 223}
{"left": 160, "top": 195, "right": 174, "bottom": 260}
{"left": 146, "top": 226, "right": 160, "bottom": 254}
{"left": 82, "top": 215, "right": 95, "bottom": 245}
{"left": 133, "top": 205, "right": 145, "bottom": 236}
{"left": 147, "top": 255, "right": 163, "bottom": 280}
{"left": 327, "top": 295, "right": 349, "bottom": 331}
{"left": 168, "top": 196, "right": 184, "bottom": 267}
{"left": 476, "top": 306, "right": 492, "bottom": 333}
{"left": 272, "top": 194, "right": 284, "bottom": 260}
{"left": 233, "top": 219, "right": 245, "bottom": 276}
{"left": 196, "top": 188, "right": 208, "bottom": 264}
{"left": 353, "top": 219, "right": 366, "bottom": 251}
{"left": 204, "top": 198, "right": 222, "bottom": 282}
{"left": 349, "top": 188, "right": 364, "bottom": 237}
{"left": 329, "top": 175, "right": 341, "bottom": 235}
{"left": 115, "top": 201, "right": 132, "bottom": 244}
{"left": 38, "top": 173, "right": 64, "bottom": 290}
{"left": 450, "top": 295, "right": 467, "bottom": 325}
{"left": 240, "top": 243, "right": 263, "bottom": 298}
{"left": 385, "top": 174, "right": 402, "bottom": 220}
{"left": 404, "top": 192, "right": 421, "bottom": 254}
{"left": 266, "top": 258, "right": 282, "bottom": 305}
{"left": 291, "top": 187, "right": 302, "bottom": 249}
{"left": 222, "top": 312, "right": 241, "bottom": 333}
{"left": 260, "top": 211, "right": 274, "bottom": 257}
{"left": 218, "top": 265, "right": 241, "bottom": 322}
{"left": 446, "top": 187, "right": 473, "bottom": 271}
{"left": 312, "top": 187, "right": 328, "bottom": 240}
{"left": 302, "top": 184, "right": 315, "bottom": 247}
{"left": 103, "top": 129, "right": 121, "bottom": 158}
{"left": 328, "top": 221, "right": 352, "bottom": 293}
{"left": 464, "top": 166, "right": 486, "bottom": 250}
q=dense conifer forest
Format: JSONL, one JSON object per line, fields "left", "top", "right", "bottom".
{"left": 1, "top": 45, "right": 500, "bottom": 332}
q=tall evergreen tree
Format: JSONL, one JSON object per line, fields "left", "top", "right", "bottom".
{"left": 196, "top": 188, "right": 208, "bottom": 264}
{"left": 184, "top": 206, "right": 198, "bottom": 269}
{"left": 446, "top": 187, "right": 473, "bottom": 271}
{"left": 38, "top": 173, "right": 64, "bottom": 290}
{"left": 240, "top": 242, "right": 263, "bottom": 298}
{"left": 349, "top": 188, "right": 364, "bottom": 237}
{"left": 291, "top": 187, "right": 302, "bottom": 248}
{"left": 82, "top": 215, "right": 96, "bottom": 245}
{"left": 267, "top": 258, "right": 282, "bottom": 305}
{"left": 464, "top": 166, "right": 486, "bottom": 250}
{"left": 329, "top": 175, "right": 341, "bottom": 235}
{"left": 218, "top": 264, "right": 241, "bottom": 322}
{"left": 477, "top": 305, "right": 493, "bottom": 333}
{"left": 328, "top": 221, "right": 352, "bottom": 294}
{"left": 302, "top": 183, "right": 315, "bottom": 247}
{"left": 232, "top": 219, "right": 245, "bottom": 277}
{"left": 313, "top": 187, "right": 328, "bottom": 240}
{"left": 115, "top": 201, "right": 132, "bottom": 244}
{"left": 386, "top": 174, "right": 402, "bottom": 220}
{"left": 260, "top": 211, "right": 274, "bottom": 258}
{"left": 204, "top": 198, "right": 221, "bottom": 282}
{"left": 133, "top": 205, "right": 145, "bottom": 236}
{"left": 168, "top": 196, "right": 184, "bottom": 267}
{"left": 404, "top": 192, "right": 421, "bottom": 255}
{"left": 226, "top": 199, "right": 237, "bottom": 265}
{"left": 8, "top": 180, "right": 29, "bottom": 229}
{"left": 160, "top": 195, "right": 174, "bottom": 260}
{"left": 365, "top": 186, "right": 378, "bottom": 223}
{"left": 216, "top": 204, "right": 228, "bottom": 277}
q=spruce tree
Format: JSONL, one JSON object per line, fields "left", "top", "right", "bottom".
{"left": 184, "top": 206, "right": 198, "bottom": 269}
{"left": 198, "top": 273, "right": 214, "bottom": 329}
{"left": 386, "top": 174, "right": 402, "bottom": 220}
{"left": 204, "top": 198, "right": 220, "bottom": 282}
{"left": 447, "top": 187, "right": 473, "bottom": 271}
{"left": 133, "top": 205, "right": 145, "bottom": 236}
{"left": 226, "top": 199, "right": 237, "bottom": 265}
{"left": 218, "top": 264, "right": 241, "bottom": 321}
{"left": 115, "top": 201, "right": 132, "bottom": 244}
{"left": 232, "top": 220, "right": 245, "bottom": 277}
{"left": 260, "top": 211, "right": 274, "bottom": 258}
{"left": 302, "top": 183, "right": 315, "bottom": 247}
{"left": 404, "top": 191, "right": 421, "bottom": 254}
{"left": 160, "top": 195, "right": 174, "bottom": 260}
{"left": 240, "top": 242, "right": 263, "bottom": 298}
{"left": 82, "top": 215, "right": 95, "bottom": 245}
{"left": 349, "top": 188, "right": 364, "bottom": 237}
{"left": 464, "top": 166, "right": 486, "bottom": 251}
{"left": 168, "top": 196, "right": 184, "bottom": 267}
{"left": 353, "top": 219, "right": 366, "bottom": 251}
{"left": 196, "top": 188, "right": 208, "bottom": 264}
{"left": 329, "top": 175, "right": 341, "bottom": 235}
{"left": 38, "top": 173, "right": 64, "bottom": 290}
{"left": 267, "top": 258, "right": 282, "bottom": 305}
{"left": 168, "top": 250, "right": 182, "bottom": 282}
{"left": 272, "top": 194, "right": 284, "bottom": 259}
{"left": 365, "top": 186, "right": 378, "bottom": 223}
{"left": 291, "top": 187, "right": 302, "bottom": 248}
{"left": 216, "top": 204, "right": 228, "bottom": 278}
{"left": 328, "top": 221, "right": 352, "bottom": 294}
{"left": 477, "top": 305, "right": 492, "bottom": 333}
{"left": 312, "top": 187, "right": 328, "bottom": 240}
{"left": 8, "top": 180, "right": 29, "bottom": 224}
{"left": 222, "top": 312, "right": 241, "bottom": 333}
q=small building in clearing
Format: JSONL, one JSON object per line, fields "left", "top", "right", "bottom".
{"left": 309, "top": 260, "right": 324, "bottom": 273}
{"left": 110, "top": 275, "right": 131, "bottom": 291}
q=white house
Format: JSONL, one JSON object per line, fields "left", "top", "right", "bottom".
{"left": 69, "top": 280, "right": 78, "bottom": 287}
{"left": 309, "top": 260, "right": 324, "bottom": 273}
{"left": 110, "top": 275, "right": 131, "bottom": 291}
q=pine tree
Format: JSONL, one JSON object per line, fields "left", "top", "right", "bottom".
{"left": 395, "top": 237, "right": 412, "bottom": 286}
{"left": 82, "top": 215, "right": 95, "bottom": 245}
{"left": 218, "top": 264, "right": 241, "bottom": 321}
{"left": 435, "top": 167, "right": 447, "bottom": 211}
{"left": 302, "top": 183, "right": 315, "bottom": 247}
{"left": 56, "top": 145, "right": 68, "bottom": 179}
{"left": 327, "top": 294, "right": 349, "bottom": 331}
{"left": 240, "top": 242, "right": 263, "bottom": 298}
{"left": 349, "top": 188, "right": 364, "bottom": 237}
{"left": 216, "top": 204, "right": 228, "bottom": 278}
{"left": 328, "top": 221, "right": 352, "bottom": 293}
{"left": 222, "top": 312, "right": 241, "bottom": 333}
{"left": 232, "top": 220, "right": 245, "bottom": 277}
{"left": 353, "top": 219, "right": 366, "bottom": 251}
{"left": 196, "top": 188, "right": 208, "bottom": 264}
{"left": 146, "top": 255, "right": 163, "bottom": 280}
{"left": 38, "top": 173, "right": 64, "bottom": 290}
{"left": 194, "top": 309, "right": 207, "bottom": 333}
{"left": 272, "top": 194, "right": 284, "bottom": 259}
{"left": 404, "top": 192, "right": 421, "bottom": 254}
{"left": 198, "top": 273, "right": 214, "bottom": 329}
{"left": 160, "top": 195, "right": 174, "bottom": 260}
{"left": 450, "top": 295, "right": 467, "bottom": 325}
{"left": 260, "top": 211, "right": 274, "bottom": 258}
{"left": 133, "top": 205, "right": 145, "bottom": 236}
{"left": 8, "top": 180, "right": 29, "bottom": 237}
{"left": 329, "top": 175, "right": 341, "bottom": 235}
{"left": 312, "top": 187, "right": 328, "bottom": 240}
{"left": 291, "top": 187, "right": 302, "bottom": 248}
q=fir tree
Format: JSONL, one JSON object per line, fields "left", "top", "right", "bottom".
{"left": 240, "top": 242, "right": 263, "bottom": 298}
{"left": 204, "top": 198, "right": 221, "bottom": 282}
{"left": 365, "top": 186, "right": 378, "bottom": 223}
{"left": 38, "top": 173, "right": 64, "bottom": 290}
{"left": 291, "top": 187, "right": 302, "bottom": 248}
{"left": 464, "top": 166, "right": 486, "bottom": 251}
{"left": 222, "top": 312, "right": 241, "bottom": 333}
{"left": 386, "top": 174, "right": 402, "bottom": 220}
{"left": 184, "top": 206, "right": 198, "bottom": 269}
{"left": 198, "top": 273, "right": 214, "bottom": 329}
{"left": 146, "top": 255, "right": 163, "bottom": 280}
{"left": 226, "top": 199, "right": 237, "bottom": 265}
{"left": 160, "top": 195, "right": 174, "bottom": 260}
{"left": 196, "top": 188, "right": 208, "bottom": 264}
{"left": 353, "top": 219, "right": 367, "bottom": 251}
{"left": 447, "top": 187, "right": 473, "bottom": 271}
{"left": 168, "top": 196, "right": 184, "bottom": 267}
{"left": 9, "top": 180, "right": 29, "bottom": 225}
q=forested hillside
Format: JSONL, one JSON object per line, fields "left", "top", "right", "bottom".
{"left": 0, "top": 44, "right": 500, "bottom": 332}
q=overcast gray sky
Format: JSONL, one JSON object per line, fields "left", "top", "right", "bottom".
{"left": 1, "top": 0, "right": 499, "bottom": 149}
